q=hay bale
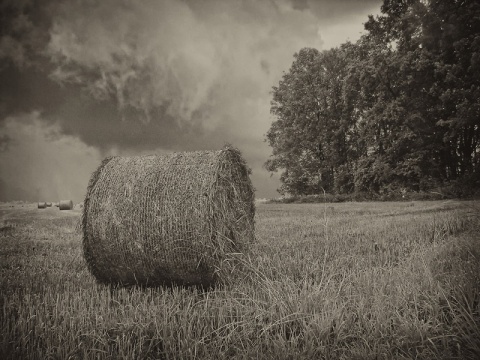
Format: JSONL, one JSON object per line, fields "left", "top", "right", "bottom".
{"left": 59, "top": 200, "right": 73, "bottom": 210}
{"left": 82, "top": 146, "right": 255, "bottom": 288}
{"left": 37, "top": 202, "right": 46, "bottom": 209}
{"left": 46, "top": 202, "right": 53, "bottom": 207}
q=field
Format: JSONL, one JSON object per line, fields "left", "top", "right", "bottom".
{"left": 1, "top": 200, "right": 479, "bottom": 359}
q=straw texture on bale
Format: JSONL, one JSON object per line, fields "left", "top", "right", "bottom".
{"left": 37, "top": 202, "right": 46, "bottom": 209}
{"left": 59, "top": 200, "right": 73, "bottom": 210}
{"left": 82, "top": 146, "right": 255, "bottom": 288}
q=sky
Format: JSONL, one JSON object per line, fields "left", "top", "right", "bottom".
{"left": 0, "top": 0, "right": 381, "bottom": 203}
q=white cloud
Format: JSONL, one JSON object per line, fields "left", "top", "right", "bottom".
{"left": 0, "top": 111, "right": 102, "bottom": 202}
{"left": 46, "top": 0, "right": 323, "bottom": 125}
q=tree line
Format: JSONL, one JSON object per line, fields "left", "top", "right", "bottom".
{"left": 266, "top": 0, "right": 480, "bottom": 198}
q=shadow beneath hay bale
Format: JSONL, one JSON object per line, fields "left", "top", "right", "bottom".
{"left": 105, "top": 282, "right": 218, "bottom": 306}
{"left": 91, "top": 264, "right": 220, "bottom": 292}
{"left": 110, "top": 281, "right": 217, "bottom": 292}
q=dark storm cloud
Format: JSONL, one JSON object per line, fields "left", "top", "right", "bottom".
{"left": 0, "top": 0, "right": 382, "bottom": 201}
{"left": 46, "top": 0, "right": 312, "bottom": 124}
{"left": 0, "top": 0, "right": 53, "bottom": 69}
{"left": 39, "top": 0, "right": 331, "bottom": 157}
{"left": 0, "top": 133, "right": 14, "bottom": 152}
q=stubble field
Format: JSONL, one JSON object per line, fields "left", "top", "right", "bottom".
{"left": 1, "top": 200, "right": 479, "bottom": 359}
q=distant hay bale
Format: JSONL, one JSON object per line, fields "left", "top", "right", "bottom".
{"left": 59, "top": 200, "right": 73, "bottom": 210}
{"left": 82, "top": 146, "right": 255, "bottom": 288}
{"left": 37, "top": 202, "right": 47, "bottom": 209}
{"left": 46, "top": 202, "right": 53, "bottom": 207}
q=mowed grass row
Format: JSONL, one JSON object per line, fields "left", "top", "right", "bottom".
{"left": 1, "top": 201, "right": 479, "bottom": 359}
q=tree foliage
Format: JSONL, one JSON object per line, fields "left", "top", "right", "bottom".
{"left": 266, "top": 0, "right": 480, "bottom": 197}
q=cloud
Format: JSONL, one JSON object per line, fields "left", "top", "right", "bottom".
{"left": 46, "top": 0, "right": 323, "bottom": 124}
{"left": 0, "top": 111, "right": 102, "bottom": 202}
{"left": 0, "top": 0, "right": 53, "bottom": 69}
{"left": 0, "top": 133, "right": 14, "bottom": 152}
{"left": 41, "top": 0, "right": 332, "bottom": 198}
{"left": 0, "top": 0, "right": 382, "bottom": 200}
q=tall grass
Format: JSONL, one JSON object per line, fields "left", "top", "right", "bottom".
{"left": 1, "top": 201, "right": 479, "bottom": 359}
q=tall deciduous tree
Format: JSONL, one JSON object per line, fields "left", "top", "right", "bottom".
{"left": 353, "top": 2, "right": 442, "bottom": 193}
{"left": 362, "top": 0, "right": 480, "bottom": 190}
{"left": 266, "top": 46, "right": 360, "bottom": 195}
{"left": 266, "top": 0, "right": 480, "bottom": 196}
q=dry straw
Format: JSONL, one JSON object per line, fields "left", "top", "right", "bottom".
{"left": 82, "top": 145, "right": 255, "bottom": 288}
{"left": 59, "top": 200, "right": 73, "bottom": 210}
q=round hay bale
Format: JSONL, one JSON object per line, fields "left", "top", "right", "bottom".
{"left": 59, "top": 200, "right": 73, "bottom": 210}
{"left": 82, "top": 146, "right": 255, "bottom": 288}
{"left": 37, "top": 202, "right": 47, "bottom": 209}
{"left": 46, "top": 202, "right": 53, "bottom": 207}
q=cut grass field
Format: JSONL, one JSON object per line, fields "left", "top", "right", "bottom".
{"left": 1, "top": 200, "right": 479, "bottom": 359}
